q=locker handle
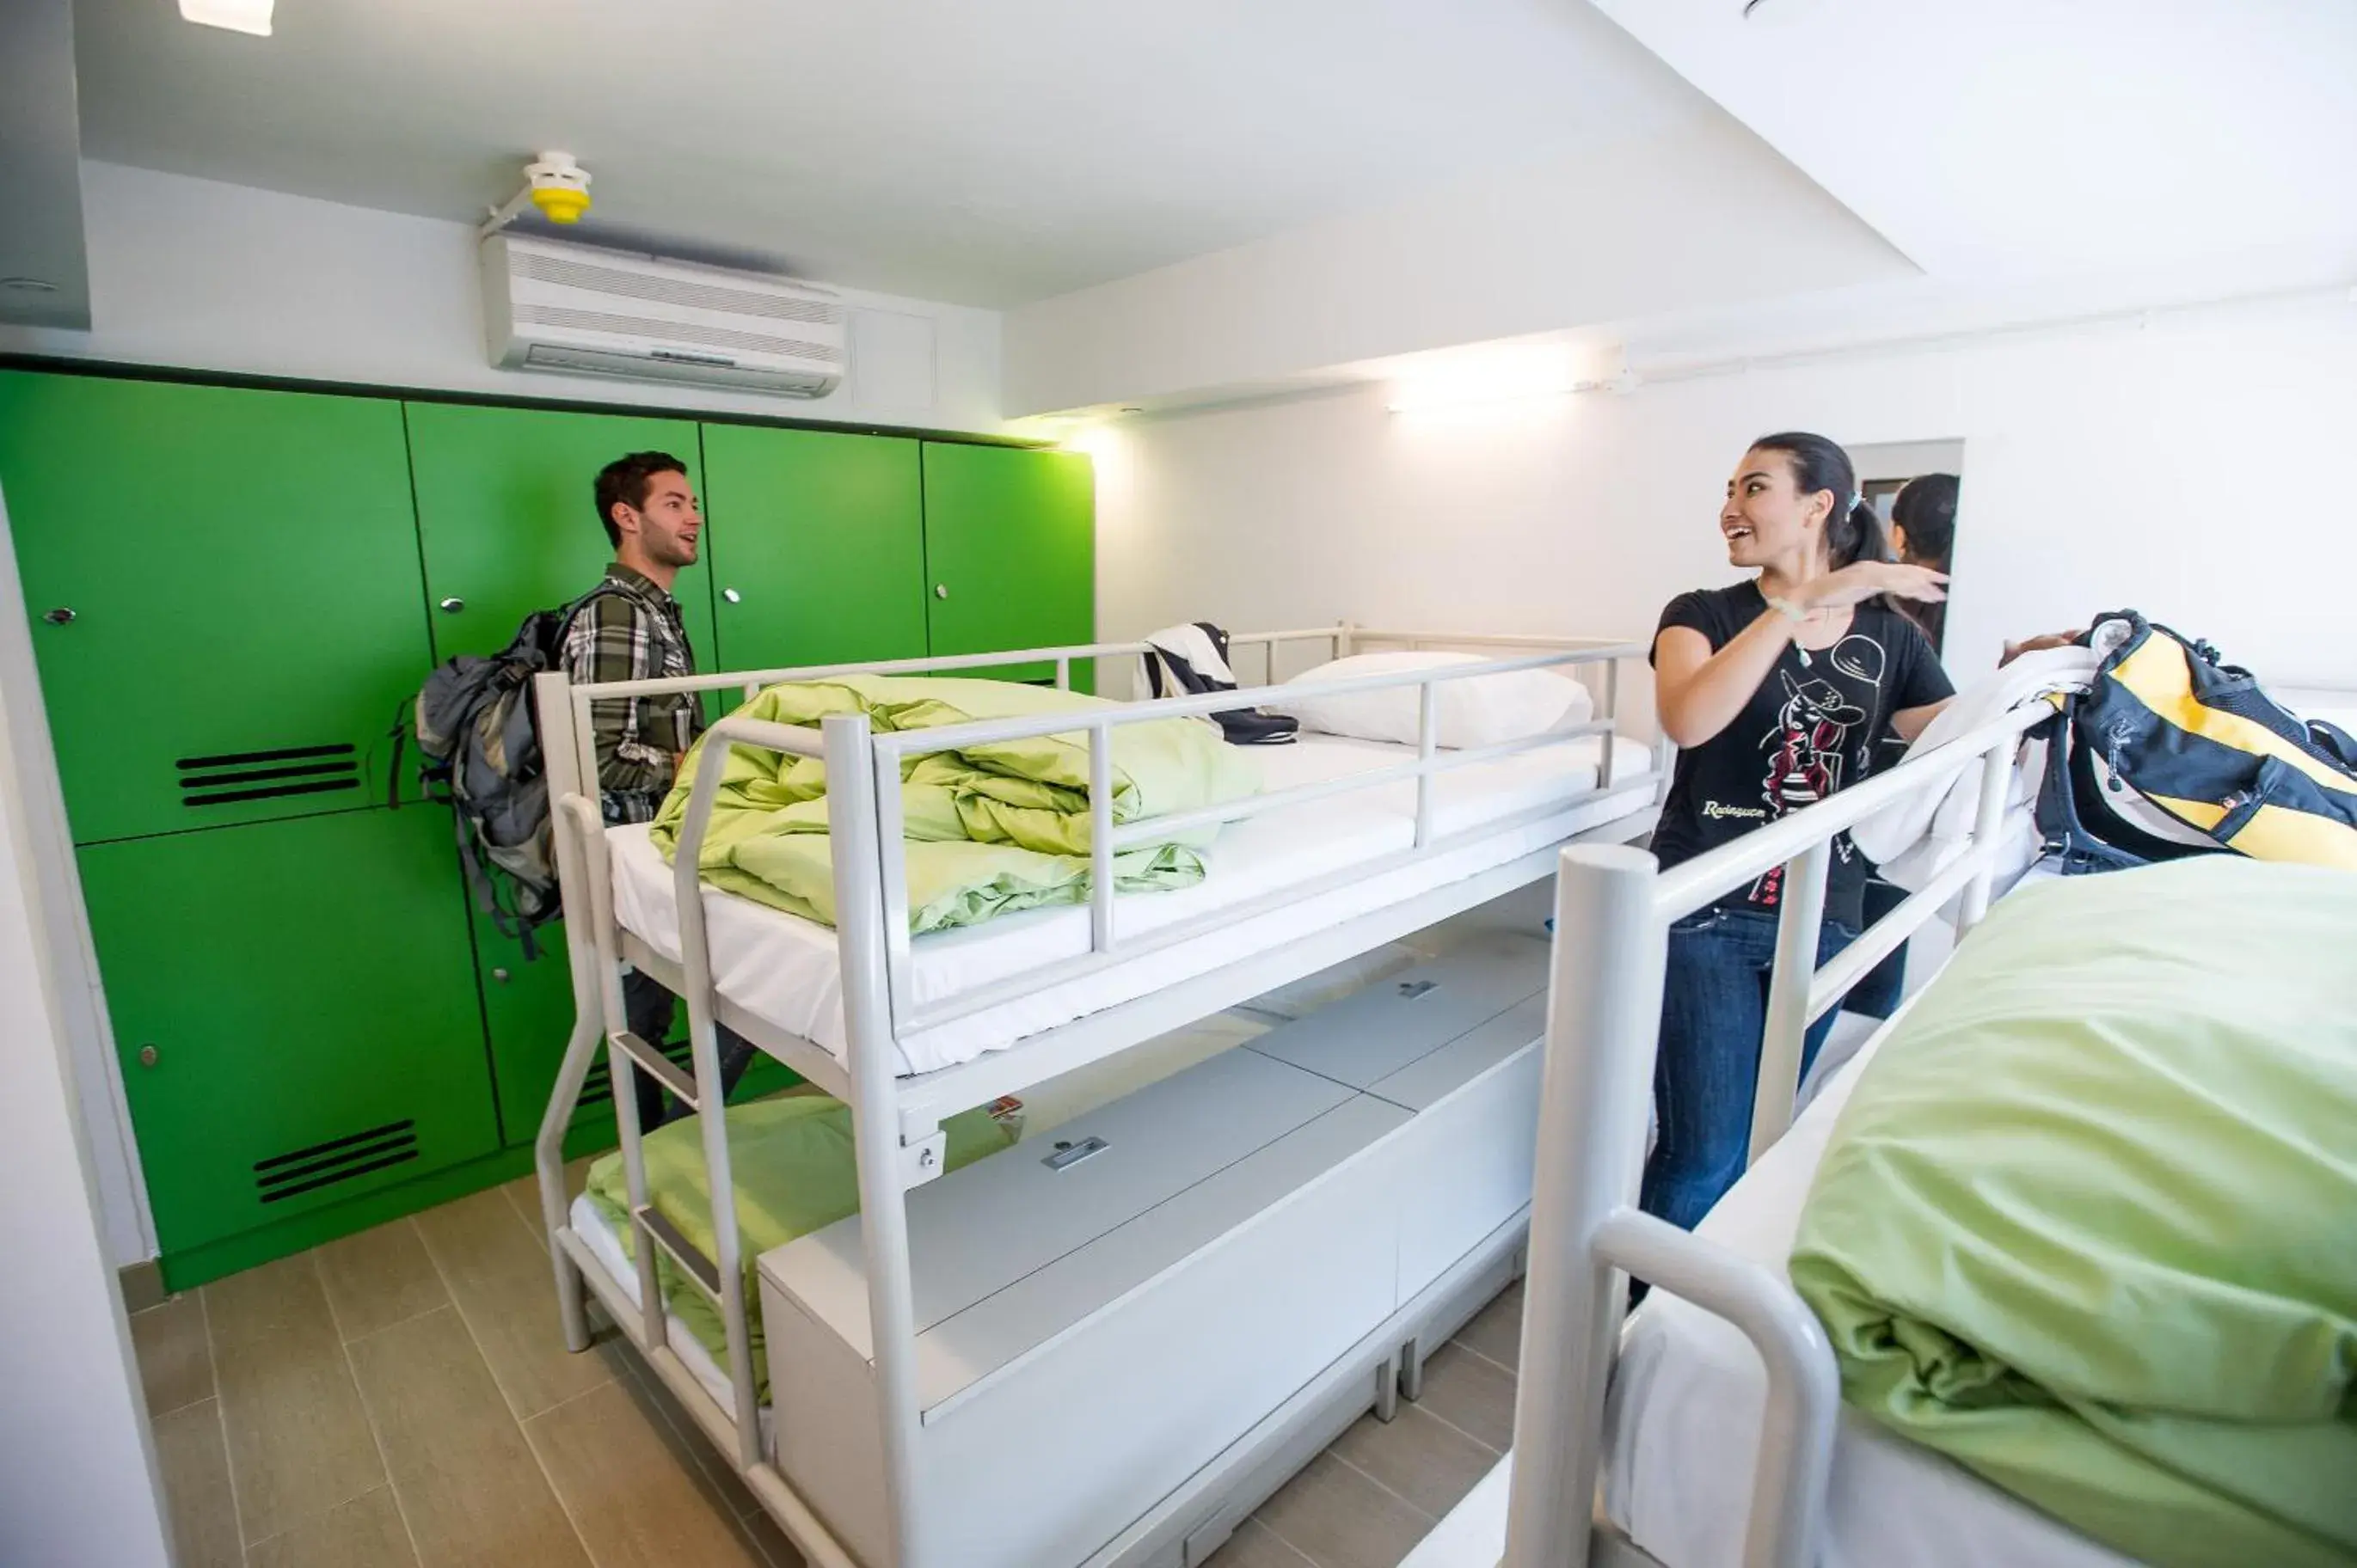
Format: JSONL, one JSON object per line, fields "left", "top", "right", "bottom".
{"left": 491, "top": 967, "right": 511, "bottom": 983}
{"left": 42, "top": 607, "right": 74, "bottom": 625}
{"left": 934, "top": 584, "right": 949, "bottom": 600}
{"left": 137, "top": 1044, "right": 159, "bottom": 1069}
{"left": 439, "top": 597, "right": 465, "bottom": 614}
{"left": 721, "top": 587, "right": 743, "bottom": 604}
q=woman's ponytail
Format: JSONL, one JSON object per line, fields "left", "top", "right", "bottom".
{"left": 1827, "top": 496, "right": 1891, "bottom": 570}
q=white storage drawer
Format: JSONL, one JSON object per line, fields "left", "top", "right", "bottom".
{"left": 760, "top": 1047, "right": 1409, "bottom": 1568}
{"left": 1243, "top": 935, "right": 1548, "bottom": 1093}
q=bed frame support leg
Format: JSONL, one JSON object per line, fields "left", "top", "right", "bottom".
{"left": 1505, "top": 844, "right": 1665, "bottom": 1568}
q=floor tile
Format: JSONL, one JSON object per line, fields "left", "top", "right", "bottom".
{"left": 1412, "top": 1341, "right": 1519, "bottom": 1451}
{"left": 1254, "top": 1452, "right": 1432, "bottom": 1568}
{"left": 525, "top": 1379, "right": 766, "bottom": 1567}
{"left": 1452, "top": 1280, "right": 1522, "bottom": 1373}
{"left": 503, "top": 1156, "right": 598, "bottom": 1247}
{"left": 316, "top": 1219, "right": 449, "bottom": 1342}
{"left": 414, "top": 1185, "right": 616, "bottom": 1418}
{"left": 1330, "top": 1404, "right": 1499, "bottom": 1519}
{"left": 346, "top": 1307, "right": 591, "bottom": 1568}
{"left": 1206, "top": 1516, "right": 1316, "bottom": 1566}
{"left": 150, "top": 1400, "right": 242, "bottom": 1568}
{"left": 130, "top": 1294, "right": 213, "bottom": 1417}
{"left": 615, "top": 1349, "right": 763, "bottom": 1519}
{"left": 738, "top": 1505, "right": 811, "bottom": 1568}
{"left": 204, "top": 1253, "right": 386, "bottom": 1542}
{"left": 246, "top": 1486, "right": 416, "bottom": 1568}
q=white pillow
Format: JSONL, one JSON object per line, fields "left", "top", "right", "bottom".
{"left": 1270, "top": 651, "right": 1594, "bottom": 749}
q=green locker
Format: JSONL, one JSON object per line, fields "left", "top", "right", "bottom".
{"left": 77, "top": 808, "right": 499, "bottom": 1258}
{"left": 0, "top": 371, "right": 433, "bottom": 843}
{"left": 919, "top": 444, "right": 1096, "bottom": 685}
{"left": 402, "top": 401, "right": 716, "bottom": 667}
{"left": 701, "top": 424, "right": 929, "bottom": 673}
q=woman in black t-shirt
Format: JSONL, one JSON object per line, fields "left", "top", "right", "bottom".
{"left": 1642, "top": 432, "right": 1954, "bottom": 1231}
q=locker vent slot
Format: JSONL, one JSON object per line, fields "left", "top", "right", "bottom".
{"left": 179, "top": 744, "right": 359, "bottom": 809}
{"left": 253, "top": 1118, "right": 419, "bottom": 1203}
{"left": 581, "top": 1038, "right": 697, "bottom": 1111}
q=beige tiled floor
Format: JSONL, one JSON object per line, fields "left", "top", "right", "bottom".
{"left": 134, "top": 1169, "right": 1523, "bottom": 1568}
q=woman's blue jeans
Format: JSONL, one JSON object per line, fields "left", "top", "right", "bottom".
{"left": 1639, "top": 907, "right": 1857, "bottom": 1232}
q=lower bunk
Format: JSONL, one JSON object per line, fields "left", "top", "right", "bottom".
{"left": 555, "top": 933, "right": 1562, "bottom": 1568}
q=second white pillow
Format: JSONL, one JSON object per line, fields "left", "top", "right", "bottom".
{"left": 1271, "top": 651, "right": 1594, "bottom": 749}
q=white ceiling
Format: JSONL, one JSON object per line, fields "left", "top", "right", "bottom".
{"left": 73, "top": 0, "right": 1722, "bottom": 308}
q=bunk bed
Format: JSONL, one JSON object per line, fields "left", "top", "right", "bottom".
{"left": 1403, "top": 689, "right": 2356, "bottom": 1568}
{"left": 528, "top": 623, "right": 1673, "bottom": 1568}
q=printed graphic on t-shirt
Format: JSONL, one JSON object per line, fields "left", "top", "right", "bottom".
{"left": 1717, "top": 634, "right": 1887, "bottom": 906}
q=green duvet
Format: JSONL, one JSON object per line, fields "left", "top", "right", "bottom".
{"left": 585, "top": 1094, "right": 1016, "bottom": 1399}
{"left": 648, "top": 674, "right": 1261, "bottom": 931}
{"left": 1789, "top": 857, "right": 2357, "bottom": 1568}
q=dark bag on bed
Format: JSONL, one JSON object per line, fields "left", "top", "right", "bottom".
{"left": 1142, "top": 622, "right": 1299, "bottom": 745}
{"left": 413, "top": 587, "right": 622, "bottom": 956}
{"left": 2035, "top": 609, "right": 2357, "bottom": 874}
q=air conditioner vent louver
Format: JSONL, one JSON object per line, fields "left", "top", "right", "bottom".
{"left": 254, "top": 1118, "right": 419, "bottom": 1203}
{"left": 513, "top": 251, "right": 842, "bottom": 326}
{"left": 513, "top": 303, "right": 841, "bottom": 364}
{"left": 178, "top": 744, "right": 359, "bottom": 808}
{"left": 482, "top": 235, "right": 846, "bottom": 399}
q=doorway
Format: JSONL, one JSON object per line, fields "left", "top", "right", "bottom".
{"left": 1850, "top": 438, "right": 1963, "bottom": 657}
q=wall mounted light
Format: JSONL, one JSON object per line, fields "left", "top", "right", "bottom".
{"left": 179, "top": 0, "right": 274, "bottom": 36}
{"left": 1386, "top": 343, "right": 1638, "bottom": 414}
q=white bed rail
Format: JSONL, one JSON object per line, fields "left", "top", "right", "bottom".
{"left": 1505, "top": 700, "right": 2052, "bottom": 1568}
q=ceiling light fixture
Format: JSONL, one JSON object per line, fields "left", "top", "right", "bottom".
{"left": 179, "top": 0, "right": 274, "bottom": 36}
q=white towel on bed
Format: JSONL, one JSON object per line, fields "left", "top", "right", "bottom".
{"left": 1851, "top": 646, "right": 2099, "bottom": 892}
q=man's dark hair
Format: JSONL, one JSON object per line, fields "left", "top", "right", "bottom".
{"left": 593, "top": 450, "right": 690, "bottom": 548}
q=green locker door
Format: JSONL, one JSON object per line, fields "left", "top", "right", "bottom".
{"left": 701, "top": 425, "right": 928, "bottom": 673}
{"left": 403, "top": 402, "right": 716, "bottom": 668}
{"left": 919, "top": 444, "right": 1095, "bottom": 685}
{"left": 78, "top": 808, "right": 499, "bottom": 1257}
{"left": 0, "top": 372, "right": 433, "bottom": 843}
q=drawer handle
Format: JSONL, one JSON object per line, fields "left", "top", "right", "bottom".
{"left": 1042, "top": 1136, "right": 1108, "bottom": 1173}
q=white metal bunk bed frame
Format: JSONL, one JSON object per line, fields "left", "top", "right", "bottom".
{"left": 528, "top": 622, "right": 1673, "bottom": 1568}
{"left": 1489, "top": 699, "right": 2055, "bottom": 1568}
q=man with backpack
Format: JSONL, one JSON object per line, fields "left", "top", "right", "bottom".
{"left": 564, "top": 450, "right": 755, "bottom": 1129}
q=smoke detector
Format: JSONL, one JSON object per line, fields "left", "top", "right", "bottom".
{"left": 482, "top": 151, "right": 594, "bottom": 236}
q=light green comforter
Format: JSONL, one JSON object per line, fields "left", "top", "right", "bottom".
{"left": 648, "top": 675, "right": 1261, "bottom": 930}
{"left": 1789, "top": 857, "right": 2357, "bottom": 1568}
{"left": 585, "top": 1094, "right": 1016, "bottom": 1400}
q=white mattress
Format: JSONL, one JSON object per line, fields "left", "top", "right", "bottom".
{"left": 610, "top": 732, "right": 1656, "bottom": 1076}
{"left": 1601, "top": 1027, "right": 2139, "bottom": 1568}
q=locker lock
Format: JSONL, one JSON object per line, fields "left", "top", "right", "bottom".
{"left": 439, "top": 597, "right": 465, "bottom": 614}
{"left": 491, "top": 967, "right": 512, "bottom": 984}
{"left": 934, "top": 583, "right": 949, "bottom": 599}
{"left": 721, "top": 588, "right": 743, "bottom": 604}
{"left": 42, "top": 607, "right": 74, "bottom": 625}
{"left": 137, "top": 1044, "right": 159, "bottom": 1069}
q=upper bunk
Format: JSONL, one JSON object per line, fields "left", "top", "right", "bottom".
{"left": 537, "top": 624, "right": 1669, "bottom": 1133}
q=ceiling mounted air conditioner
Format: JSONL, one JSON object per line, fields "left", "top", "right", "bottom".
{"left": 480, "top": 235, "right": 846, "bottom": 398}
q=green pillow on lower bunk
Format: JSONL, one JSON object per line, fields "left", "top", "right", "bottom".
{"left": 1789, "top": 856, "right": 2357, "bottom": 1568}
{"left": 584, "top": 1093, "right": 1017, "bottom": 1400}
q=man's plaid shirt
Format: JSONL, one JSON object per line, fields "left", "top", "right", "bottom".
{"left": 561, "top": 563, "right": 703, "bottom": 824}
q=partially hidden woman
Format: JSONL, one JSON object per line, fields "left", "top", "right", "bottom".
{"left": 1641, "top": 431, "right": 1953, "bottom": 1230}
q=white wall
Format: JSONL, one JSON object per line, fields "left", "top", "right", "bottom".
{"left": 1095, "top": 293, "right": 2357, "bottom": 715}
{"left": 0, "top": 493, "right": 175, "bottom": 1568}
{"left": 0, "top": 161, "right": 1006, "bottom": 432}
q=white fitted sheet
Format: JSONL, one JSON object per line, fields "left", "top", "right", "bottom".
{"left": 1602, "top": 1027, "right": 2139, "bottom": 1568}
{"left": 609, "top": 733, "right": 1656, "bottom": 1076}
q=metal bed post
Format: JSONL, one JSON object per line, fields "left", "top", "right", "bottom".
{"left": 531, "top": 670, "right": 602, "bottom": 1352}
{"left": 1414, "top": 677, "right": 1439, "bottom": 848}
{"left": 1089, "top": 718, "right": 1117, "bottom": 952}
{"left": 827, "top": 710, "right": 934, "bottom": 1568}
{"left": 1506, "top": 844, "right": 1666, "bottom": 1568}
{"left": 1751, "top": 841, "right": 1832, "bottom": 1165}
{"left": 1953, "top": 734, "right": 2017, "bottom": 934}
